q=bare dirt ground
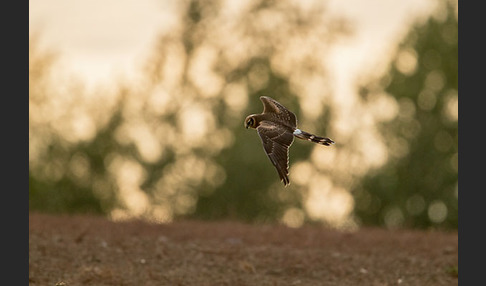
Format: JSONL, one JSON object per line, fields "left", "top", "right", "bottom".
{"left": 29, "top": 213, "right": 458, "bottom": 286}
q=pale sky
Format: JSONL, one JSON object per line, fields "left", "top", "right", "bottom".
{"left": 29, "top": 0, "right": 438, "bottom": 91}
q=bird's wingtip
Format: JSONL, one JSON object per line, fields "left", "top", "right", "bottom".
{"left": 282, "top": 178, "right": 290, "bottom": 186}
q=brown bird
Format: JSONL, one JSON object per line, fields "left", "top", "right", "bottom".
{"left": 245, "top": 96, "right": 334, "bottom": 186}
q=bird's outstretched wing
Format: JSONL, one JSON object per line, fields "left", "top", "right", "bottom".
{"left": 256, "top": 121, "right": 295, "bottom": 186}
{"left": 260, "top": 96, "right": 297, "bottom": 128}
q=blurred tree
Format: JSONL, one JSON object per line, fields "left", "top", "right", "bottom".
{"left": 31, "top": 0, "right": 458, "bottom": 230}
{"left": 354, "top": 2, "right": 458, "bottom": 229}
{"left": 137, "top": 0, "right": 350, "bottom": 223}
{"left": 29, "top": 0, "right": 350, "bottom": 224}
{"left": 29, "top": 36, "right": 106, "bottom": 214}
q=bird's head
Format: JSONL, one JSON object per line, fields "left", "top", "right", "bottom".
{"left": 244, "top": 115, "right": 257, "bottom": 129}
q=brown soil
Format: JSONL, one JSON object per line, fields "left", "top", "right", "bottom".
{"left": 29, "top": 213, "right": 458, "bottom": 286}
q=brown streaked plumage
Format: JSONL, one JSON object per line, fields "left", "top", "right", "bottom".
{"left": 245, "top": 96, "right": 334, "bottom": 186}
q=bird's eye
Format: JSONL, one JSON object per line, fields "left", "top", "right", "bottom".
{"left": 245, "top": 117, "right": 256, "bottom": 128}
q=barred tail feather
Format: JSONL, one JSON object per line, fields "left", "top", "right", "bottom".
{"left": 294, "top": 129, "right": 334, "bottom": 146}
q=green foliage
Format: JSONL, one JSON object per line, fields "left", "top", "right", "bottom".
{"left": 354, "top": 3, "right": 458, "bottom": 228}
{"left": 29, "top": 0, "right": 342, "bottom": 223}
{"left": 445, "top": 265, "right": 459, "bottom": 278}
{"left": 29, "top": 111, "right": 124, "bottom": 214}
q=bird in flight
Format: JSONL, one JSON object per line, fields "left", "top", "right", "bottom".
{"left": 245, "top": 96, "right": 334, "bottom": 186}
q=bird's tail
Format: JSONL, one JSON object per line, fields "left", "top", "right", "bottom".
{"left": 294, "top": 129, "right": 334, "bottom": 146}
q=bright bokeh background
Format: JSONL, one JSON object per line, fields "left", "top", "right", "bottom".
{"left": 29, "top": 0, "right": 458, "bottom": 230}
